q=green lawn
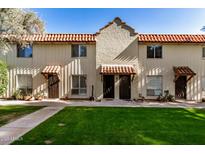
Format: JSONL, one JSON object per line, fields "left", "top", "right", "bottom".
{"left": 12, "top": 107, "right": 205, "bottom": 145}
{"left": 0, "top": 105, "right": 43, "bottom": 127}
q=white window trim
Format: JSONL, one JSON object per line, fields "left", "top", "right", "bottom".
{"left": 71, "top": 75, "right": 87, "bottom": 96}
{"left": 147, "top": 45, "right": 162, "bottom": 59}
{"left": 17, "top": 44, "right": 33, "bottom": 58}
{"left": 146, "top": 75, "right": 163, "bottom": 96}
{"left": 79, "top": 45, "right": 86, "bottom": 57}
{"left": 72, "top": 44, "right": 87, "bottom": 58}
{"left": 16, "top": 74, "right": 33, "bottom": 95}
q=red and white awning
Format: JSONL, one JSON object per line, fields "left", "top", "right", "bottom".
{"left": 100, "top": 64, "right": 136, "bottom": 75}
{"left": 173, "top": 66, "right": 196, "bottom": 82}
{"left": 41, "top": 65, "right": 61, "bottom": 79}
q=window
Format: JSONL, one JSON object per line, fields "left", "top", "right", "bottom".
{"left": 17, "top": 74, "right": 33, "bottom": 95}
{"left": 202, "top": 47, "right": 205, "bottom": 58}
{"left": 202, "top": 76, "right": 205, "bottom": 96}
{"left": 147, "top": 76, "right": 162, "bottom": 96}
{"left": 72, "top": 75, "right": 87, "bottom": 95}
{"left": 17, "top": 44, "right": 33, "bottom": 58}
{"left": 71, "top": 44, "right": 87, "bottom": 57}
{"left": 147, "top": 45, "right": 162, "bottom": 58}
{"left": 202, "top": 76, "right": 205, "bottom": 91}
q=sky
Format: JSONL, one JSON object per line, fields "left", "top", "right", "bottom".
{"left": 32, "top": 8, "right": 205, "bottom": 34}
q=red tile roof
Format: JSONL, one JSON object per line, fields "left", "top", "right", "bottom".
{"left": 100, "top": 65, "right": 136, "bottom": 74}
{"left": 139, "top": 34, "right": 205, "bottom": 43}
{"left": 173, "top": 66, "right": 196, "bottom": 76}
{"left": 41, "top": 65, "right": 61, "bottom": 74}
{"left": 2, "top": 33, "right": 205, "bottom": 43}
{"left": 2, "top": 34, "right": 96, "bottom": 42}
{"left": 24, "top": 34, "right": 96, "bottom": 42}
{"left": 25, "top": 34, "right": 205, "bottom": 43}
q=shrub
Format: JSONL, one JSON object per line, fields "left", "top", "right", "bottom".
{"left": 12, "top": 89, "right": 22, "bottom": 100}
{"left": 157, "top": 90, "right": 175, "bottom": 102}
{"left": 0, "top": 60, "right": 8, "bottom": 96}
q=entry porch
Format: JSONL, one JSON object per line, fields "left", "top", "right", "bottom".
{"left": 99, "top": 64, "right": 137, "bottom": 100}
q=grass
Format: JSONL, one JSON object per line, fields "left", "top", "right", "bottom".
{"left": 12, "top": 107, "right": 205, "bottom": 145}
{"left": 0, "top": 105, "right": 43, "bottom": 127}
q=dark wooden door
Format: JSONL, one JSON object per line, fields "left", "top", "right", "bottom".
{"left": 175, "top": 76, "right": 186, "bottom": 99}
{"left": 103, "top": 75, "right": 114, "bottom": 98}
{"left": 119, "top": 75, "right": 131, "bottom": 99}
{"left": 48, "top": 75, "right": 59, "bottom": 98}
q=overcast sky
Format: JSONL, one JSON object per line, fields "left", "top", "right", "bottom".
{"left": 32, "top": 8, "right": 205, "bottom": 34}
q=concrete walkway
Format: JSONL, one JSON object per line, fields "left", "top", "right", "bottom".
{"left": 0, "top": 106, "right": 64, "bottom": 145}
{"left": 1, "top": 99, "right": 205, "bottom": 108}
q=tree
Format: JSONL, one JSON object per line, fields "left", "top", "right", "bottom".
{"left": 201, "top": 26, "right": 205, "bottom": 32}
{"left": 0, "top": 9, "right": 45, "bottom": 96}
{"left": 0, "top": 8, "right": 45, "bottom": 49}
{"left": 0, "top": 60, "right": 8, "bottom": 96}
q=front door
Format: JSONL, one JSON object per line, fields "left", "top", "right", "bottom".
{"left": 175, "top": 76, "right": 186, "bottom": 99}
{"left": 119, "top": 75, "right": 131, "bottom": 99}
{"left": 103, "top": 75, "right": 114, "bottom": 98}
{"left": 48, "top": 75, "right": 59, "bottom": 98}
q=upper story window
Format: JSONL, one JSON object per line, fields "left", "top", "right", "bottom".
{"left": 147, "top": 45, "right": 162, "bottom": 58}
{"left": 17, "top": 44, "right": 33, "bottom": 58}
{"left": 71, "top": 44, "right": 87, "bottom": 57}
{"left": 202, "top": 47, "right": 205, "bottom": 58}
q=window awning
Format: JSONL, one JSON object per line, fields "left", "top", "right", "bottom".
{"left": 100, "top": 64, "right": 136, "bottom": 75}
{"left": 41, "top": 65, "right": 61, "bottom": 79}
{"left": 173, "top": 66, "right": 196, "bottom": 82}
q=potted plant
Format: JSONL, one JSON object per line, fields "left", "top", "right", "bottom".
{"left": 24, "top": 95, "right": 33, "bottom": 101}
{"left": 34, "top": 91, "right": 44, "bottom": 100}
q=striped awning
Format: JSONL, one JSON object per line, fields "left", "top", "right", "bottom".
{"left": 173, "top": 66, "right": 196, "bottom": 76}
{"left": 41, "top": 65, "right": 61, "bottom": 79}
{"left": 100, "top": 64, "right": 136, "bottom": 75}
{"left": 173, "top": 66, "right": 196, "bottom": 82}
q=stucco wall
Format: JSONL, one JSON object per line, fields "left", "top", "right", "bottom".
{"left": 96, "top": 21, "right": 139, "bottom": 99}
{"left": 0, "top": 43, "right": 96, "bottom": 98}
{"left": 138, "top": 43, "right": 205, "bottom": 101}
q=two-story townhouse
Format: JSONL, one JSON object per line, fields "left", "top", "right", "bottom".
{"left": 1, "top": 17, "right": 205, "bottom": 102}
{"left": 0, "top": 34, "right": 96, "bottom": 99}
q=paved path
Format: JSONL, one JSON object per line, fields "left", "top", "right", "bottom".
{"left": 0, "top": 106, "right": 64, "bottom": 145}
{"left": 1, "top": 99, "right": 205, "bottom": 108}
{"left": 0, "top": 99, "right": 205, "bottom": 108}
{"left": 67, "top": 101, "right": 205, "bottom": 108}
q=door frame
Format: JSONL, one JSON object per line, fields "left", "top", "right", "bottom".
{"left": 48, "top": 74, "right": 60, "bottom": 98}
{"left": 119, "top": 75, "right": 131, "bottom": 99}
{"left": 175, "top": 76, "right": 187, "bottom": 99}
{"left": 103, "top": 75, "right": 115, "bottom": 99}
